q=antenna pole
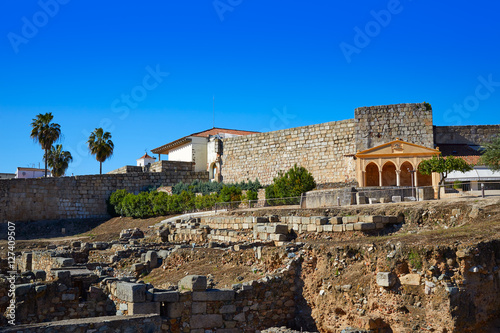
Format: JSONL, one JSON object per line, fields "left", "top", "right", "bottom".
{"left": 213, "top": 95, "right": 215, "bottom": 128}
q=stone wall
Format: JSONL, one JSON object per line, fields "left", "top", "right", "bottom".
{"left": 2, "top": 314, "right": 162, "bottom": 332}
{"left": 0, "top": 167, "right": 209, "bottom": 223}
{"left": 355, "top": 103, "right": 434, "bottom": 151}
{"left": 222, "top": 119, "right": 356, "bottom": 185}
{"left": 434, "top": 125, "right": 500, "bottom": 145}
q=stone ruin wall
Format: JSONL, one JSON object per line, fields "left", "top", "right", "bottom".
{"left": 0, "top": 162, "right": 208, "bottom": 223}
{"left": 355, "top": 103, "right": 434, "bottom": 151}
{"left": 221, "top": 119, "right": 357, "bottom": 186}
{"left": 434, "top": 125, "right": 500, "bottom": 146}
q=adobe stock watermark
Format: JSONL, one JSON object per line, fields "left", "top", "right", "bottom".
{"left": 213, "top": 0, "right": 243, "bottom": 22}
{"left": 7, "top": 0, "right": 71, "bottom": 54}
{"left": 66, "top": 64, "right": 169, "bottom": 174}
{"left": 260, "top": 106, "right": 296, "bottom": 133}
{"left": 443, "top": 74, "right": 500, "bottom": 125}
{"left": 339, "top": 0, "right": 408, "bottom": 64}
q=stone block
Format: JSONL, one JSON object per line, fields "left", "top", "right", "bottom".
{"left": 33, "top": 270, "right": 46, "bottom": 281}
{"left": 15, "top": 283, "right": 33, "bottom": 296}
{"left": 363, "top": 215, "right": 382, "bottom": 223}
{"left": 353, "top": 223, "right": 376, "bottom": 231}
{"left": 331, "top": 216, "right": 343, "bottom": 224}
{"left": 54, "top": 257, "right": 75, "bottom": 267}
{"left": 192, "top": 302, "right": 207, "bottom": 314}
{"left": 270, "top": 233, "right": 287, "bottom": 241}
{"left": 146, "top": 251, "right": 158, "bottom": 269}
{"left": 323, "top": 225, "right": 333, "bottom": 232}
{"left": 392, "top": 196, "right": 402, "bottom": 203}
{"left": 190, "top": 314, "right": 223, "bottom": 329}
{"left": 376, "top": 272, "right": 395, "bottom": 287}
{"left": 167, "top": 302, "right": 184, "bottom": 318}
{"left": 116, "top": 282, "right": 146, "bottom": 302}
{"left": 356, "top": 193, "right": 366, "bottom": 205}
{"left": 399, "top": 274, "right": 421, "bottom": 286}
{"left": 54, "top": 270, "right": 71, "bottom": 284}
{"left": 343, "top": 216, "right": 358, "bottom": 223}
{"left": 333, "top": 225, "right": 343, "bottom": 232}
{"left": 266, "top": 224, "right": 288, "bottom": 234}
{"left": 61, "top": 293, "right": 75, "bottom": 301}
{"left": 192, "top": 290, "right": 235, "bottom": 301}
{"left": 256, "top": 217, "right": 269, "bottom": 223}
{"left": 157, "top": 250, "right": 169, "bottom": 259}
{"left": 313, "top": 216, "right": 329, "bottom": 225}
{"left": 178, "top": 275, "right": 207, "bottom": 291}
{"left": 345, "top": 223, "right": 354, "bottom": 231}
{"left": 219, "top": 304, "right": 236, "bottom": 314}
{"left": 375, "top": 223, "right": 384, "bottom": 229}
{"left": 307, "top": 224, "right": 317, "bottom": 232}
{"left": 128, "top": 301, "right": 160, "bottom": 315}
{"left": 153, "top": 291, "right": 179, "bottom": 303}
{"left": 368, "top": 198, "right": 379, "bottom": 204}
{"left": 316, "top": 226, "right": 323, "bottom": 233}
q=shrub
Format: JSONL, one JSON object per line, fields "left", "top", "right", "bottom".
{"left": 265, "top": 164, "right": 316, "bottom": 205}
{"left": 108, "top": 189, "right": 129, "bottom": 216}
{"left": 219, "top": 185, "right": 242, "bottom": 203}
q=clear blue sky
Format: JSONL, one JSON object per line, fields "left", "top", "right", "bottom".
{"left": 1, "top": 0, "right": 500, "bottom": 175}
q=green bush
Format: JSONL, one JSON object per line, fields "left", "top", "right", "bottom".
{"left": 219, "top": 185, "right": 242, "bottom": 203}
{"left": 265, "top": 164, "right": 316, "bottom": 205}
{"left": 172, "top": 179, "right": 261, "bottom": 195}
{"left": 108, "top": 189, "right": 129, "bottom": 216}
{"left": 245, "top": 190, "right": 258, "bottom": 201}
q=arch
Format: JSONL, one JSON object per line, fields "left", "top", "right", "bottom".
{"left": 417, "top": 162, "right": 432, "bottom": 186}
{"left": 382, "top": 161, "right": 397, "bottom": 186}
{"left": 365, "top": 162, "right": 379, "bottom": 186}
{"left": 209, "top": 162, "right": 218, "bottom": 181}
{"left": 400, "top": 161, "right": 414, "bottom": 187}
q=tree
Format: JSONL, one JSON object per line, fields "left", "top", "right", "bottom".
{"left": 87, "top": 128, "right": 114, "bottom": 174}
{"left": 480, "top": 135, "right": 500, "bottom": 172}
{"left": 47, "top": 144, "right": 73, "bottom": 177}
{"left": 30, "top": 113, "right": 61, "bottom": 178}
{"left": 265, "top": 164, "right": 316, "bottom": 205}
{"left": 418, "top": 155, "right": 473, "bottom": 199}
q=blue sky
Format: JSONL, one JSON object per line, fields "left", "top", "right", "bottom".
{"left": 1, "top": 0, "right": 500, "bottom": 175}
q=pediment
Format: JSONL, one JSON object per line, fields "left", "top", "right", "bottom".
{"left": 356, "top": 139, "right": 440, "bottom": 158}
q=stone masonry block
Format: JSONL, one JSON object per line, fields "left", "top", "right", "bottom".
{"left": 178, "top": 275, "right": 207, "bottom": 291}
{"left": 128, "top": 301, "right": 160, "bottom": 315}
{"left": 266, "top": 224, "right": 288, "bottom": 234}
{"left": 331, "top": 216, "right": 343, "bottom": 224}
{"left": 116, "top": 282, "right": 146, "bottom": 302}
{"left": 153, "top": 291, "right": 179, "bottom": 303}
{"left": 354, "top": 223, "right": 375, "bottom": 231}
{"left": 343, "top": 216, "right": 358, "bottom": 223}
{"left": 192, "top": 290, "right": 235, "bottom": 302}
{"left": 190, "top": 314, "right": 223, "bottom": 329}
{"left": 376, "top": 272, "right": 395, "bottom": 287}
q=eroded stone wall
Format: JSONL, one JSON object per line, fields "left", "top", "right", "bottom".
{"left": 0, "top": 168, "right": 208, "bottom": 223}
{"left": 434, "top": 125, "right": 500, "bottom": 145}
{"left": 221, "top": 119, "right": 357, "bottom": 185}
{"left": 355, "top": 103, "right": 434, "bottom": 151}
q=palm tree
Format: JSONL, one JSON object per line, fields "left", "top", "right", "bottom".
{"left": 30, "top": 113, "right": 61, "bottom": 178}
{"left": 87, "top": 128, "right": 114, "bottom": 174}
{"left": 47, "top": 144, "right": 73, "bottom": 177}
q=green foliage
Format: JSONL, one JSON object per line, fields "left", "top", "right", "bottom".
{"left": 30, "top": 112, "right": 61, "bottom": 178}
{"left": 87, "top": 128, "right": 114, "bottom": 174}
{"left": 195, "top": 193, "right": 219, "bottom": 210}
{"left": 480, "top": 134, "right": 500, "bottom": 171}
{"left": 423, "top": 102, "right": 432, "bottom": 111}
{"left": 122, "top": 192, "right": 153, "bottom": 218}
{"left": 245, "top": 190, "right": 258, "bottom": 201}
{"left": 408, "top": 250, "right": 422, "bottom": 270}
{"left": 109, "top": 189, "right": 129, "bottom": 216}
{"left": 47, "top": 144, "right": 73, "bottom": 177}
{"left": 418, "top": 155, "right": 473, "bottom": 185}
{"left": 453, "top": 180, "right": 462, "bottom": 190}
{"left": 172, "top": 179, "right": 261, "bottom": 195}
{"left": 219, "top": 186, "right": 242, "bottom": 203}
{"left": 265, "top": 164, "right": 316, "bottom": 205}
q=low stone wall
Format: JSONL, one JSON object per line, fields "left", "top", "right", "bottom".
{"left": 0, "top": 164, "right": 209, "bottom": 223}
{"left": 301, "top": 187, "right": 356, "bottom": 208}
{"left": 103, "top": 258, "right": 301, "bottom": 332}
{"left": 2, "top": 314, "right": 162, "bottom": 332}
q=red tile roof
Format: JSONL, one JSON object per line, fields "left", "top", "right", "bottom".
{"left": 152, "top": 127, "right": 258, "bottom": 154}
{"left": 137, "top": 153, "right": 156, "bottom": 160}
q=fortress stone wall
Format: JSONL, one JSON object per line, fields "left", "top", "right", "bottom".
{"left": 355, "top": 103, "right": 434, "bottom": 151}
{"left": 0, "top": 162, "right": 208, "bottom": 223}
{"left": 434, "top": 125, "right": 500, "bottom": 145}
{"left": 221, "top": 119, "right": 357, "bottom": 185}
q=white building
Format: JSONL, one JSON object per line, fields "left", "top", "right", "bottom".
{"left": 16, "top": 167, "right": 51, "bottom": 179}
{"left": 136, "top": 153, "right": 156, "bottom": 167}
{"left": 151, "top": 128, "right": 258, "bottom": 181}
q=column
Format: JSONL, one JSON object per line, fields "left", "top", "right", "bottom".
{"left": 361, "top": 171, "right": 365, "bottom": 187}
{"left": 396, "top": 170, "right": 401, "bottom": 187}
{"left": 379, "top": 171, "right": 383, "bottom": 187}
